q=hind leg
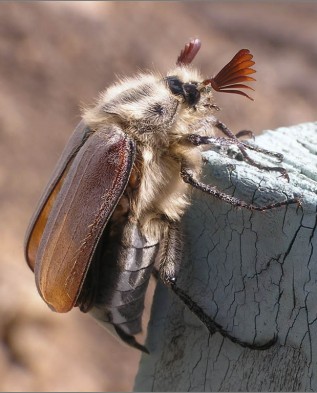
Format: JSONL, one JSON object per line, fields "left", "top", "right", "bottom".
{"left": 158, "top": 221, "right": 277, "bottom": 350}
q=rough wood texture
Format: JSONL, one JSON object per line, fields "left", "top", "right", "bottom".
{"left": 135, "top": 122, "right": 317, "bottom": 392}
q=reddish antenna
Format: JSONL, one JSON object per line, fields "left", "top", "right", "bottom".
{"left": 203, "top": 49, "right": 256, "bottom": 100}
{"left": 176, "top": 39, "right": 201, "bottom": 66}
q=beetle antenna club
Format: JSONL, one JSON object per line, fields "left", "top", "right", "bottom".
{"left": 203, "top": 48, "right": 256, "bottom": 100}
{"left": 25, "top": 39, "right": 298, "bottom": 353}
{"left": 176, "top": 38, "right": 201, "bottom": 66}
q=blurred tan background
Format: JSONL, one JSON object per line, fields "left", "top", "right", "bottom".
{"left": 0, "top": 1, "right": 316, "bottom": 391}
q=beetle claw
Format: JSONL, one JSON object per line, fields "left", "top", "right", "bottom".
{"left": 114, "top": 326, "right": 149, "bottom": 354}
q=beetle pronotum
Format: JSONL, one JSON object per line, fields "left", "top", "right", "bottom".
{"left": 25, "top": 39, "right": 298, "bottom": 353}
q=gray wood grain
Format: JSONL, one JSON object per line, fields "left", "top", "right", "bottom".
{"left": 135, "top": 122, "right": 317, "bottom": 392}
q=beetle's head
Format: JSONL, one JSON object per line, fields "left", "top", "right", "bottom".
{"left": 166, "top": 39, "right": 256, "bottom": 109}
{"left": 165, "top": 74, "right": 202, "bottom": 108}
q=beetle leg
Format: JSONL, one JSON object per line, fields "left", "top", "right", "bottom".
{"left": 188, "top": 132, "right": 284, "bottom": 164}
{"left": 234, "top": 129, "right": 254, "bottom": 140}
{"left": 189, "top": 115, "right": 284, "bottom": 165}
{"left": 114, "top": 326, "right": 149, "bottom": 354}
{"left": 180, "top": 164, "right": 299, "bottom": 211}
{"left": 214, "top": 120, "right": 287, "bottom": 176}
{"left": 158, "top": 221, "right": 183, "bottom": 285}
{"left": 158, "top": 222, "right": 277, "bottom": 350}
{"left": 169, "top": 282, "right": 277, "bottom": 350}
{"left": 238, "top": 140, "right": 284, "bottom": 162}
{"left": 152, "top": 266, "right": 160, "bottom": 281}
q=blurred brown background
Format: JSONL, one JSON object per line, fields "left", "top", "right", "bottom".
{"left": 0, "top": 1, "right": 316, "bottom": 391}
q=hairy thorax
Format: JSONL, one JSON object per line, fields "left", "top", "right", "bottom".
{"left": 83, "top": 70, "right": 215, "bottom": 240}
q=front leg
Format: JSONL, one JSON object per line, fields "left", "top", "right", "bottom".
{"left": 187, "top": 133, "right": 283, "bottom": 163}
{"left": 214, "top": 120, "right": 287, "bottom": 173}
{"left": 159, "top": 221, "right": 277, "bottom": 349}
{"left": 189, "top": 116, "right": 286, "bottom": 174}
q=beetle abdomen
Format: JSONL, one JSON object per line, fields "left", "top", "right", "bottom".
{"left": 89, "top": 219, "right": 159, "bottom": 343}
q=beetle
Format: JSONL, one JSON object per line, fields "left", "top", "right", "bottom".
{"left": 24, "top": 39, "right": 298, "bottom": 353}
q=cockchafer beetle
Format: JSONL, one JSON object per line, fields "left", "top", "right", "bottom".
{"left": 25, "top": 39, "right": 298, "bottom": 352}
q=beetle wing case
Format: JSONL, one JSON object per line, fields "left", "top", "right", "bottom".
{"left": 25, "top": 123, "right": 135, "bottom": 313}
{"left": 25, "top": 121, "right": 90, "bottom": 272}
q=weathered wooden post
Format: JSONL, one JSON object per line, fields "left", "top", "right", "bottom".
{"left": 135, "top": 122, "right": 317, "bottom": 392}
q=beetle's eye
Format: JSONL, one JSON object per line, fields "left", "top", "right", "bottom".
{"left": 183, "top": 83, "right": 200, "bottom": 107}
{"left": 166, "top": 76, "right": 184, "bottom": 96}
{"left": 166, "top": 76, "right": 200, "bottom": 107}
